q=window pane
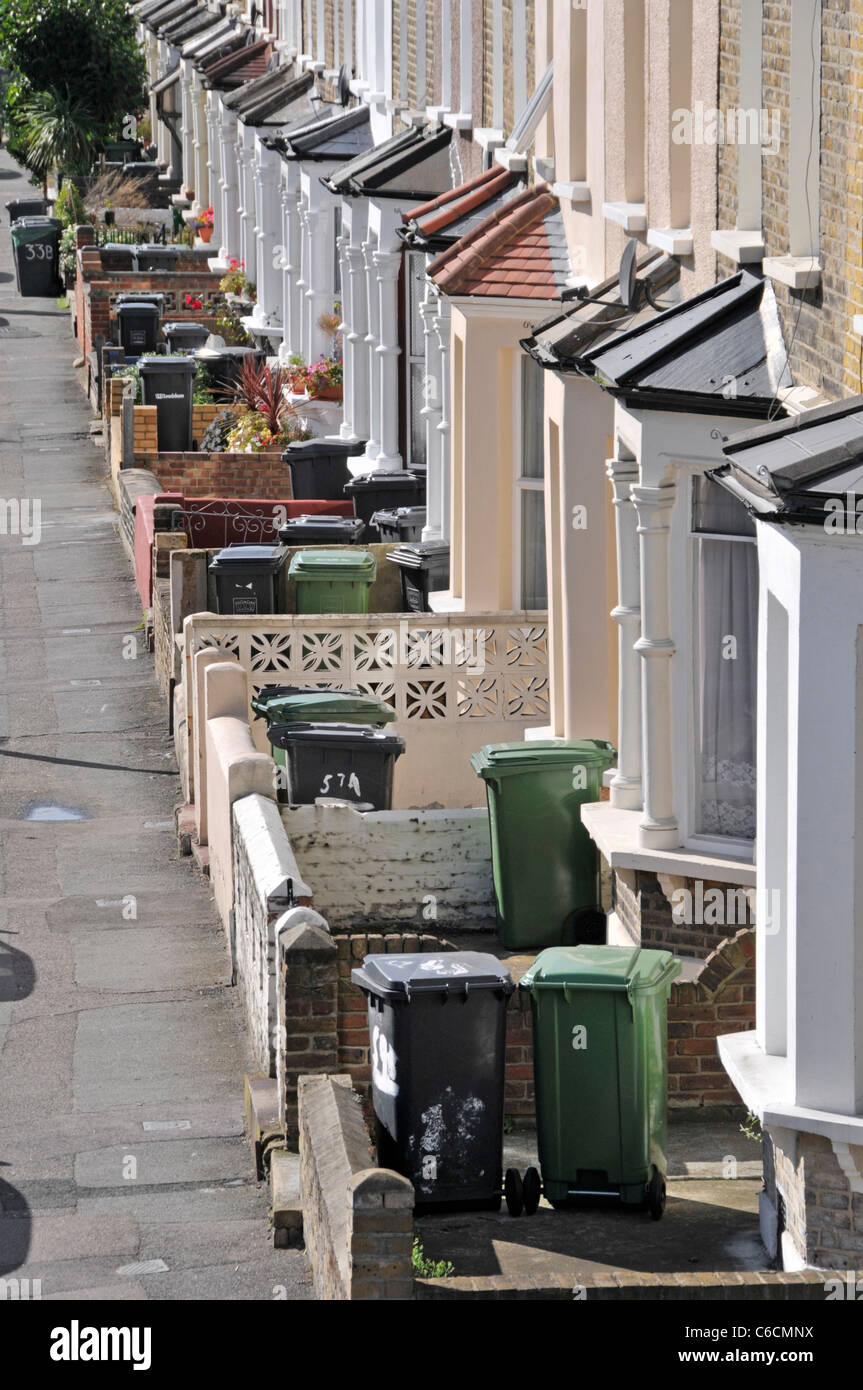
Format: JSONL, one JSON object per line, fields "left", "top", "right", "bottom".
{"left": 333, "top": 204, "right": 342, "bottom": 298}
{"left": 692, "top": 473, "right": 756, "bottom": 536}
{"left": 520, "top": 354, "right": 544, "bottom": 479}
{"left": 696, "top": 537, "right": 758, "bottom": 839}
{"left": 409, "top": 361, "right": 427, "bottom": 470}
{"left": 520, "top": 489, "right": 547, "bottom": 608}
{"left": 408, "top": 251, "right": 425, "bottom": 357}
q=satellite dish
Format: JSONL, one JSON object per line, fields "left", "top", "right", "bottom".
{"left": 337, "top": 64, "right": 351, "bottom": 106}
{"left": 618, "top": 238, "right": 638, "bottom": 310}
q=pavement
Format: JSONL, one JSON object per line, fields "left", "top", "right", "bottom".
{"left": 415, "top": 1110, "right": 767, "bottom": 1282}
{"left": 0, "top": 147, "right": 312, "bottom": 1301}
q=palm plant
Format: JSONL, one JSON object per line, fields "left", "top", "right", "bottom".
{"left": 17, "top": 87, "right": 96, "bottom": 191}
{"left": 256, "top": 365, "right": 294, "bottom": 436}
{"left": 230, "top": 355, "right": 265, "bottom": 414}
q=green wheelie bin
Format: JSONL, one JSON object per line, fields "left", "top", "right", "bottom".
{"left": 288, "top": 548, "right": 377, "bottom": 614}
{"left": 519, "top": 945, "right": 681, "bottom": 1218}
{"left": 470, "top": 739, "right": 615, "bottom": 951}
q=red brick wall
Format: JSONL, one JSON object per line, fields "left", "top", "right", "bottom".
{"left": 77, "top": 266, "right": 226, "bottom": 356}
{"left": 133, "top": 449, "right": 294, "bottom": 498}
{"left": 667, "top": 927, "right": 755, "bottom": 1108}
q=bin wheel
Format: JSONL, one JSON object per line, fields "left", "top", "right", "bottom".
{"left": 522, "top": 1166, "right": 541, "bottom": 1216}
{"left": 504, "top": 1168, "right": 524, "bottom": 1217}
{"left": 647, "top": 1169, "right": 666, "bottom": 1221}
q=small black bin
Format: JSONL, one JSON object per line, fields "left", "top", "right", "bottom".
{"left": 195, "top": 345, "right": 264, "bottom": 401}
{"left": 344, "top": 470, "right": 426, "bottom": 542}
{"left": 6, "top": 196, "right": 48, "bottom": 223}
{"left": 387, "top": 541, "right": 450, "bottom": 612}
{"left": 208, "top": 543, "right": 287, "bottom": 615}
{"left": 117, "top": 301, "right": 160, "bottom": 357}
{"left": 267, "top": 721, "right": 405, "bottom": 808}
{"left": 351, "top": 952, "right": 514, "bottom": 1212}
{"left": 138, "top": 354, "right": 198, "bottom": 451}
{"left": 10, "top": 217, "right": 62, "bottom": 297}
{"left": 100, "top": 242, "right": 137, "bottom": 271}
{"left": 277, "top": 514, "right": 366, "bottom": 545}
{"left": 133, "top": 244, "right": 178, "bottom": 272}
{"left": 371, "top": 506, "right": 427, "bottom": 543}
{"left": 163, "top": 321, "right": 210, "bottom": 353}
{"left": 283, "top": 438, "right": 365, "bottom": 502}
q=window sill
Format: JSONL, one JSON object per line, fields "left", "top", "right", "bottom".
{"left": 553, "top": 180, "right": 590, "bottom": 204}
{"left": 710, "top": 229, "right": 766, "bottom": 264}
{"left": 602, "top": 201, "right": 647, "bottom": 232}
{"left": 533, "top": 156, "right": 555, "bottom": 183}
{"left": 762, "top": 255, "right": 821, "bottom": 290}
{"left": 718, "top": 1032, "right": 863, "bottom": 1153}
{"left": 443, "top": 112, "right": 473, "bottom": 131}
{"left": 494, "top": 149, "right": 528, "bottom": 172}
{"left": 647, "top": 227, "right": 693, "bottom": 257}
{"left": 473, "top": 127, "right": 505, "bottom": 152}
{"left": 581, "top": 801, "right": 756, "bottom": 885}
{"left": 427, "top": 589, "right": 464, "bottom": 614}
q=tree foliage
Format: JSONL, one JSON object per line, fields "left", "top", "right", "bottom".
{"left": 0, "top": 0, "right": 146, "bottom": 136}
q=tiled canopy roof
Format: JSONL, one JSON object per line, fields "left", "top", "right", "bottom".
{"left": 399, "top": 165, "right": 524, "bottom": 251}
{"left": 427, "top": 186, "right": 571, "bottom": 300}
{"left": 201, "top": 40, "right": 273, "bottom": 90}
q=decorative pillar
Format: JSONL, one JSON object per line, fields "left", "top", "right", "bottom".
{"left": 435, "top": 297, "right": 452, "bottom": 541}
{"left": 218, "top": 111, "right": 240, "bottom": 261}
{"left": 607, "top": 455, "right": 643, "bottom": 810}
{"left": 631, "top": 480, "right": 680, "bottom": 849}
{"left": 278, "top": 173, "right": 301, "bottom": 362}
{"left": 304, "top": 203, "right": 332, "bottom": 365}
{"left": 192, "top": 83, "right": 208, "bottom": 215}
{"left": 205, "top": 100, "right": 221, "bottom": 248}
{"left": 296, "top": 203, "right": 311, "bottom": 363}
{"left": 374, "top": 248, "right": 403, "bottom": 469}
{"left": 180, "top": 62, "right": 195, "bottom": 198}
{"left": 361, "top": 237, "right": 381, "bottom": 468}
{"left": 253, "top": 143, "right": 283, "bottom": 325}
{"left": 420, "top": 279, "right": 443, "bottom": 540}
{"left": 344, "top": 237, "right": 370, "bottom": 442}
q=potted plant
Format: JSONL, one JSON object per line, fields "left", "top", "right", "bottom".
{"left": 305, "top": 354, "right": 343, "bottom": 402}
{"left": 198, "top": 205, "right": 214, "bottom": 244}
{"left": 285, "top": 353, "right": 307, "bottom": 394}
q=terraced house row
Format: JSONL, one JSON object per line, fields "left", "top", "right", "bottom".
{"left": 114, "top": 0, "right": 863, "bottom": 1277}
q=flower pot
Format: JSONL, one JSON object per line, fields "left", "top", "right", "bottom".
{"left": 199, "top": 226, "right": 213, "bottom": 244}
{"left": 309, "top": 385, "right": 343, "bottom": 402}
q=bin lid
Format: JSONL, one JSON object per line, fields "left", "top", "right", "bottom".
{"left": 470, "top": 738, "right": 616, "bottom": 779}
{"left": 371, "top": 506, "right": 427, "bottom": 524}
{"left": 116, "top": 292, "right": 166, "bottom": 306}
{"left": 278, "top": 514, "right": 365, "bottom": 534}
{"left": 117, "top": 302, "right": 160, "bottom": 318}
{"left": 196, "top": 345, "right": 259, "bottom": 362}
{"left": 352, "top": 951, "right": 514, "bottom": 1000}
{"left": 250, "top": 686, "right": 396, "bottom": 724}
{"left": 162, "top": 320, "right": 206, "bottom": 333}
{"left": 288, "top": 548, "right": 377, "bottom": 581}
{"left": 11, "top": 218, "right": 61, "bottom": 241}
{"left": 138, "top": 353, "right": 199, "bottom": 374}
{"left": 344, "top": 470, "right": 422, "bottom": 493}
{"left": 267, "top": 721, "right": 405, "bottom": 753}
{"left": 386, "top": 540, "right": 450, "bottom": 570}
{"left": 520, "top": 945, "right": 680, "bottom": 994}
{"left": 209, "top": 544, "right": 287, "bottom": 571}
{"left": 283, "top": 438, "right": 363, "bottom": 460}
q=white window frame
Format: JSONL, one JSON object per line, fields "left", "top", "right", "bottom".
{"left": 670, "top": 469, "right": 758, "bottom": 855}
{"left": 512, "top": 352, "right": 546, "bottom": 611}
{"left": 788, "top": 0, "right": 821, "bottom": 258}
{"left": 403, "top": 250, "right": 427, "bottom": 471}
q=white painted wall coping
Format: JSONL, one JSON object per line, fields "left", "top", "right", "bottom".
{"left": 581, "top": 801, "right": 756, "bottom": 886}
{"left": 234, "top": 793, "right": 312, "bottom": 905}
{"left": 719, "top": 1031, "right": 863, "bottom": 1153}
{"left": 602, "top": 201, "right": 647, "bottom": 232}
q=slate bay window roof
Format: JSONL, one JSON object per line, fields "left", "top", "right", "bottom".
{"left": 426, "top": 185, "right": 572, "bottom": 300}
{"left": 139, "top": 0, "right": 200, "bottom": 35}
{"left": 159, "top": 5, "right": 219, "bottom": 43}
{"left": 398, "top": 165, "right": 525, "bottom": 253}
{"left": 520, "top": 250, "right": 681, "bottom": 365}
{"left": 182, "top": 17, "right": 239, "bottom": 62}
{"left": 223, "top": 66, "right": 313, "bottom": 115}
{"left": 555, "top": 270, "right": 792, "bottom": 418}
{"left": 709, "top": 395, "right": 863, "bottom": 524}
{"left": 265, "top": 103, "right": 373, "bottom": 158}
{"left": 322, "top": 123, "right": 453, "bottom": 201}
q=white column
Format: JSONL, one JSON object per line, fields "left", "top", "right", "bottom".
{"left": 435, "top": 297, "right": 452, "bottom": 540}
{"left": 218, "top": 110, "right": 240, "bottom": 261}
{"left": 632, "top": 481, "right": 680, "bottom": 849}
{"left": 180, "top": 60, "right": 195, "bottom": 197}
{"left": 344, "top": 236, "right": 370, "bottom": 442}
{"left": 361, "top": 236, "right": 381, "bottom": 467}
{"left": 374, "top": 248, "right": 403, "bottom": 469}
{"left": 607, "top": 455, "right": 643, "bottom": 810}
{"left": 304, "top": 200, "right": 333, "bottom": 364}
{"left": 278, "top": 170, "right": 302, "bottom": 361}
{"left": 336, "top": 230, "right": 357, "bottom": 440}
{"left": 192, "top": 83, "right": 208, "bottom": 215}
{"left": 420, "top": 280, "right": 444, "bottom": 540}
{"left": 206, "top": 99, "right": 221, "bottom": 248}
